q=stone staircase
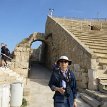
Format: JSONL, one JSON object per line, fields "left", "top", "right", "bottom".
{"left": 52, "top": 17, "right": 107, "bottom": 92}
{"left": 80, "top": 89, "right": 107, "bottom": 107}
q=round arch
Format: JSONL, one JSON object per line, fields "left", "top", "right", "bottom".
{"left": 12, "top": 32, "right": 47, "bottom": 77}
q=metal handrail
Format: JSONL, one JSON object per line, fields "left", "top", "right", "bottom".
{"left": 51, "top": 15, "right": 107, "bottom": 21}
{"left": 1, "top": 52, "right": 12, "bottom": 60}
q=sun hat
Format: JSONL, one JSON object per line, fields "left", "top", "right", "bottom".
{"left": 57, "top": 56, "right": 72, "bottom": 65}
{"left": 1, "top": 43, "right": 5, "bottom": 46}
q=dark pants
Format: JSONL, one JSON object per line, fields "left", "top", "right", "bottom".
{"left": 54, "top": 98, "right": 72, "bottom": 107}
{"left": 1, "top": 55, "right": 7, "bottom": 65}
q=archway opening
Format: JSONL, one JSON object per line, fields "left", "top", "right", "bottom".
{"left": 29, "top": 40, "right": 47, "bottom": 67}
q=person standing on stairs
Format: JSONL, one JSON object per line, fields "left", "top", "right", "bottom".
{"left": 1, "top": 43, "right": 10, "bottom": 67}
{"left": 49, "top": 56, "right": 77, "bottom": 107}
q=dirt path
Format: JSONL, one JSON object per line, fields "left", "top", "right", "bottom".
{"left": 29, "top": 64, "right": 91, "bottom": 107}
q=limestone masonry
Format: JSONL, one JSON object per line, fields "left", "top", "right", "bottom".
{"left": 1, "top": 16, "right": 107, "bottom": 106}
{"left": 11, "top": 16, "right": 107, "bottom": 92}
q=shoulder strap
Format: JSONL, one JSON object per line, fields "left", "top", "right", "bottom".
{"left": 66, "top": 69, "right": 73, "bottom": 84}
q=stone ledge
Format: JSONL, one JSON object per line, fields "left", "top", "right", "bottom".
{"left": 80, "top": 92, "right": 101, "bottom": 107}
{"left": 85, "top": 89, "right": 107, "bottom": 102}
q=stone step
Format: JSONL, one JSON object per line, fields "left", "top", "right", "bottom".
{"left": 97, "top": 65, "right": 103, "bottom": 70}
{"left": 98, "top": 58, "right": 107, "bottom": 65}
{"left": 96, "top": 69, "right": 107, "bottom": 76}
{"left": 78, "top": 35, "right": 107, "bottom": 39}
{"left": 62, "top": 24, "right": 78, "bottom": 27}
{"left": 81, "top": 40, "right": 107, "bottom": 44}
{"left": 85, "top": 42, "right": 107, "bottom": 47}
{"left": 75, "top": 34, "right": 107, "bottom": 39}
{"left": 99, "top": 79, "right": 107, "bottom": 83}
{"left": 95, "top": 54, "right": 107, "bottom": 65}
{"left": 80, "top": 93, "right": 101, "bottom": 107}
{"left": 96, "top": 53, "right": 107, "bottom": 58}
{"left": 81, "top": 40, "right": 107, "bottom": 45}
{"left": 86, "top": 44, "right": 107, "bottom": 49}
{"left": 78, "top": 38, "right": 107, "bottom": 42}
{"left": 64, "top": 24, "right": 81, "bottom": 27}
{"left": 61, "top": 19, "right": 107, "bottom": 32}
{"left": 93, "top": 50, "right": 107, "bottom": 54}
{"left": 91, "top": 49, "right": 107, "bottom": 54}
{"left": 98, "top": 82, "right": 107, "bottom": 94}
{"left": 85, "top": 89, "right": 107, "bottom": 102}
{"left": 73, "top": 30, "right": 107, "bottom": 34}
{"left": 97, "top": 76, "right": 107, "bottom": 94}
{"left": 97, "top": 76, "right": 107, "bottom": 82}
{"left": 72, "top": 31, "right": 105, "bottom": 34}
{"left": 76, "top": 31, "right": 107, "bottom": 36}
{"left": 74, "top": 31, "right": 107, "bottom": 35}
{"left": 70, "top": 30, "right": 83, "bottom": 33}
{"left": 75, "top": 35, "right": 107, "bottom": 39}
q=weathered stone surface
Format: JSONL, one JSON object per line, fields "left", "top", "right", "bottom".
{"left": 101, "top": 102, "right": 107, "bottom": 107}
{"left": 80, "top": 93, "right": 101, "bottom": 107}
{"left": 10, "top": 16, "right": 107, "bottom": 91}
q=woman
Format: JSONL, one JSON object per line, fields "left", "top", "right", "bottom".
{"left": 49, "top": 56, "right": 77, "bottom": 107}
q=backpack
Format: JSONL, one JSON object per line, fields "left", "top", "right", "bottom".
{"left": 5, "top": 48, "right": 10, "bottom": 56}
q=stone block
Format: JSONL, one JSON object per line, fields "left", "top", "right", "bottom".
{"left": 15, "top": 47, "right": 23, "bottom": 51}
{"left": 22, "top": 48, "right": 27, "bottom": 51}
{"left": 82, "top": 72, "right": 88, "bottom": 77}
{"left": 27, "top": 48, "right": 30, "bottom": 51}
{"left": 101, "top": 102, "right": 107, "bottom": 107}
{"left": 23, "top": 78, "right": 30, "bottom": 85}
{"left": 10, "top": 62, "right": 15, "bottom": 69}
{"left": 14, "top": 51, "right": 21, "bottom": 56}
{"left": 88, "top": 69, "right": 97, "bottom": 90}
{"left": 80, "top": 83, "right": 87, "bottom": 88}
{"left": 74, "top": 64, "right": 80, "bottom": 72}
{"left": 0, "top": 60, "right": 2, "bottom": 67}
{"left": 19, "top": 69, "right": 28, "bottom": 77}
{"left": 80, "top": 93, "right": 101, "bottom": 107}
{"left": 91, "top": 58, "right": 98, "bottom": 69}
{"left": 23, "top": 87, "right": 30, "bottom": 96}
{"left": 20, "top": 62, "right": 29, "bottom": 68}
{"left": 82, "top": 77, "right": 88, "bottom": 83}
{"left": 21, "top": 56, "right": 29, "bottom": 62}
{"left": 0, "top": 71, "right": 5, "bottom": 76}
{"left": 15, "top": 56, "right": 22, "bottom": 62}
{"left": 9, "top": 76, "right": 17, "bottom": 83}
{"left": 0, "top": 77, "right": 6, "bottom": 82}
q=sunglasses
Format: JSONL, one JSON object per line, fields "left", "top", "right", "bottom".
{"left": 59, "top": 60, "right": 68, "bottom": 63}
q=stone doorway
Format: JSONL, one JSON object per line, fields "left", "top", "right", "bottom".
{"left": 12, "top": 32, "right": 48, "bottom": 77}
{"left": 29, "top": 40, "right": 48, "bottom": 77}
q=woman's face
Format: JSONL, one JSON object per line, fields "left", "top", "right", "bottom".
{"left": 59, "top": 60, "right": 69, "bottom": 70}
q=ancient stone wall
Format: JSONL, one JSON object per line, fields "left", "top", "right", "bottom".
{"left": 11, "top": 33, "right": 45, "bottom": 77}
{"left": 45, "top": 17, "right": 92, "bottom": 68}
{"left": 45, "top": 16, "right": 96, "bottom": 89}
{"left": 10, "top": 17, "right": 105, "bottom": 90}
{"left": 11, "top": 46, "right": 30, "bottom": 77}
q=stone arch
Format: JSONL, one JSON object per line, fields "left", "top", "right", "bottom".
{"left": 11, "top": 32, "right": 46, "bottom": 77}
{"left": 30, "top": 39, "right": 48, "bottom": 68}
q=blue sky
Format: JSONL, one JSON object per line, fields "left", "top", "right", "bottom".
{"left": 0, "top": 0, "right": 107, "bottom": 52}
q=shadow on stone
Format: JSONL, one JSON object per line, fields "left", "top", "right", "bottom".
{"left": 29, "top": 63, "right": 51, "bottom": 86}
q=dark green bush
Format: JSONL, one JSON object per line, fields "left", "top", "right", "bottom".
{"left": 21, "top": 98, "right": 27, "bottom": 107}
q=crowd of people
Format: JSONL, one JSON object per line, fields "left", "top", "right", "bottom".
{"left": 0, "top": 43, "right": 10, "bottom": 67}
